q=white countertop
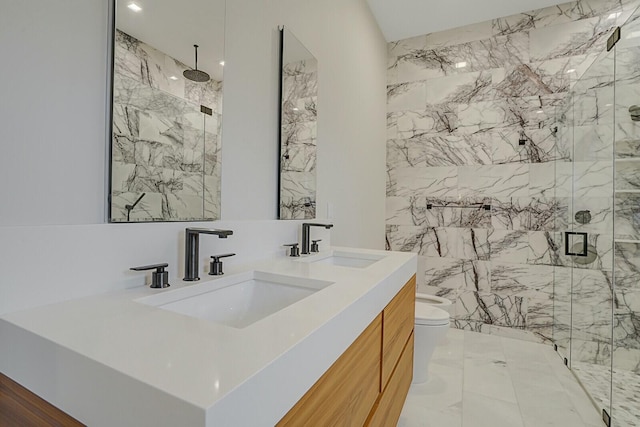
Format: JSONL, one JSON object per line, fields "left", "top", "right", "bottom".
{"left": 0, "top": 247, "right": 416, "bottom": 426}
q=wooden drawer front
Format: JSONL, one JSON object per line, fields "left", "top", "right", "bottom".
{"left": 0, "top": 372, "right": 84, "bottom": 426}
{"left": 381, "top": 275, "right": 415, "bottom": 388}
{"left": 366, "top": 332, "right": 414, "bottom": 427}
{"left": 277, "top": 314, "right": 382, "bottom": 427}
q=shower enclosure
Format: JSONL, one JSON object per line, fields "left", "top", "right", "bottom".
{"left": 553, "top": 4, "right": 640, "bottom": 426}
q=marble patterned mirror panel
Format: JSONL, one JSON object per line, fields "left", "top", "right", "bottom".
{"left": 278, "top": 27, "right": 318, "bottom": 220}
{"left": 109, "top": 0, "right": 224, "bottom": 222}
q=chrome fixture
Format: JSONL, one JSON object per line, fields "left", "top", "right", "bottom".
{"left": 301, "top": 223, "right": 333, "bottom": 255}
{"left": 130, "top": 263, "right": 170, "bottom": 288}
{"left": 283, "top": 243, "right": 300, "bottom": 257}
{"left": 209, "top": 253, "right": 235, "bottom": 276}
{"left": 184, "top": 228, "right": 233, "bottom": 281}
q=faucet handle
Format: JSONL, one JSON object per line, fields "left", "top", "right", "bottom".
{"left": 209, "top": 253, "right": 236, "bottom": 276}
{"left": 283, "top": 243, "right": 300, "bottom": 257}
{"left": 130, "top": 263, "right": 170, "bottom": 289}
{"left": 311, "top": 239, "right": 322, "bottom": 253}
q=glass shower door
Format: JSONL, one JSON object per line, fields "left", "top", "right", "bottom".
{"left": 612, "top": 8, "right": 640, "bottom": 425}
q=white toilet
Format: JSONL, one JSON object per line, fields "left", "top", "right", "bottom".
{"left": 413, "top": 296, "right": 450, "bottom": 384}
{"left": 416, "top": 292, "right": 453, "bottom": 315}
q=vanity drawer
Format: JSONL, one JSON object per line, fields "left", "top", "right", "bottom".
{"left": 365, "top": 332, "right": 414, "bottom": 427}
{"left": 277, "top": 314, "right": 382, "bottom": 427}
{"left": 381, "top": 275, "right": 415, "bottom": 388}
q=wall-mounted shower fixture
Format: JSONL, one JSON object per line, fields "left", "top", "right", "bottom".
{"left": 183, "top": 45, "right": 210, "bottom": 83}
{"left": 629, "top": 105, "right": 640, "bottom": 121}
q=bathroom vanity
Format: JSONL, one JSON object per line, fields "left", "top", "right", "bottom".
{"left": 0, "top": 247, "right": 416, "bottom": 426}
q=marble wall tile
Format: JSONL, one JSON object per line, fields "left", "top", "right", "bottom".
{"left": 491, "top": 262, "right": 556, "bottom": 297}
{"left": 388, "top": 135, "right": 491, "bottom": 168}
{"left": 458, "top": 164, "right": 529, "bottom": 198}
{"left": 615, "top": 122, "right": 640, "bottom": 158}
{"left": 423, "top": 257, "right": 492, "bottom": 293}
{"left": 488, "top": 229, "right": 530, "bottom": 263}
{"left": 457, "top": 95, "right": 564, "bottom": 135}
{"left": 573, "top": 124, "right": 614, "bottom": 161}
{"left": 455, "top": 291, "right": 527, "bottom": 329}
{"left": 395, "top": 33, "right": 529, "bottom": 81}
{"left": 490, "top": 127, "right": 565, "bottom": 165}
{"left": 388, "top": 81, "right": 427, "bottom": 112}
{"left": 492, "top": 198, "right": 536, "bottom": 230}
{"left": 615, "top": 192, "right": 640, "bottom": 239}
{"left": 529, "top": 161, "right": 572, "bottom": 198}
{"left": 530, "top": 16, "right": 616, "bottom": 62}
{"left": 573, "top": 161, "right": 614, "bottom": 198}
{"left": 387, "top": 166, "right": 458, "bottom": 197}
{"left": 615, "top": 159, "right": 640, "bottom": 189}
{"left": 424, "top": 21, "right": 494, "bottom": 48}
{"left": 615, "top": 241, "right": 640, "bottom": 272}
{"left": 386, "top": 226, "right": 490, "bottom": 260}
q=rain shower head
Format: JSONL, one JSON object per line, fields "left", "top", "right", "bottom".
{"left": 183, "top": 44, "right": 210, "bottom": 83}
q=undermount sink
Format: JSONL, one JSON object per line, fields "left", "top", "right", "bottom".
{"left": 303, "top": 250, "right": 386, "bottom": 268}
{"left": 136, "top": 271, "right": 334, "bottom": 329}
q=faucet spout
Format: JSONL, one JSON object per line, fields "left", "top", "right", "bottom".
{"left": 301, "top": 223, "right": 333, "bottom": 255}
{"left": 184, "top": 228, "right": 233, "bottom": 281}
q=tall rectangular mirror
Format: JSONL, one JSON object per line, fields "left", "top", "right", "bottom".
{"left": 278, "top": 27, "right": 318, "bottom": 219}
{"left": 109, "top": 0, "right": 225, "bottom": 222}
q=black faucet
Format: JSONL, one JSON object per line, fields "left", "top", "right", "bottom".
{"left": 184, "top": 228, "right": 233, "bottom": 281}
{"left": 301, "top": 223, "right": 333, "bottom": 255}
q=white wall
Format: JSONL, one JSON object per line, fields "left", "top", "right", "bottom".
{"left": 222, "top": 0, "right": 388, "bottom": 249}
{"left": 0, "top": 0, "right": 109, "bottom": 225}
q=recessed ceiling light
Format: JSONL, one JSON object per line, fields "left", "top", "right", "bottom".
{"left": 566, "top": 69, "right": 576, "bottom": 73}
{"left": 128, "top": 3, "right": 142, "bottom": 12}
{"left": 608, "top": 12, "right": 621, "bottom": 20}
{"left": 292, "top": 107, "right": 299, "bottom": 111}
{"left": 455, "top": 61, "right": 467, "bottom": 69}
{"left": 219, "top": 61, "right": 225, "bottom": 66}
{"left": 536, "top": 110, "right": 544, "bottom": 114}
{"left": 169, "top": 76, "right": 178, "bottom": 81}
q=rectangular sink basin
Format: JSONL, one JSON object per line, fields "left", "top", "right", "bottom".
{"left": 304, "top": 251, "right": 385, "bottom": 268}
{"left": 137, "top": 271, "right": 333, "bottom": 329}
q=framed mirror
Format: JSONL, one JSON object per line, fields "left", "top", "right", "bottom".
{"left": 108, "top": 0, "right": 225, "bottom": 222}
{"left": 278, "top": 27, "right": 318, "bottom": 219}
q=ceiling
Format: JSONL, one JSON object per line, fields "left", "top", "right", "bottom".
{"left": 366, "top": 0, "right": 571, "bottom": 42}
{"left": 116, "top": 0, "right": 225, "bottom": 80}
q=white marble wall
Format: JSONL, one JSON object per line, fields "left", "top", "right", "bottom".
{"left": 386, "top": 0, "right": 636, "bottom": 346}
{"left": 280, "top": 59, "right": 318, "bottom": 219}
{"left": 111, "top": 30, "right": 222, "bottom": 222}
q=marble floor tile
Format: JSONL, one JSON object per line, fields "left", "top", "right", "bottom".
{"left": 461, "top": 391, "right": 524, "bottom": 427}
{"left": 401, "top": 330, "right": 605, "bottom": 427}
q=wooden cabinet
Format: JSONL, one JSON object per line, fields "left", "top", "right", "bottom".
{"left": 381, "top": 275, "right": 415, "bottom": 388}
{"left": 277, "top": 315, "right": 382, "bottom": 427}
{"left": 0, "top": 372, "right": 84, "bottom": 426}
{"left": 278, "top": 275, "right": 416, "bottom": 427}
